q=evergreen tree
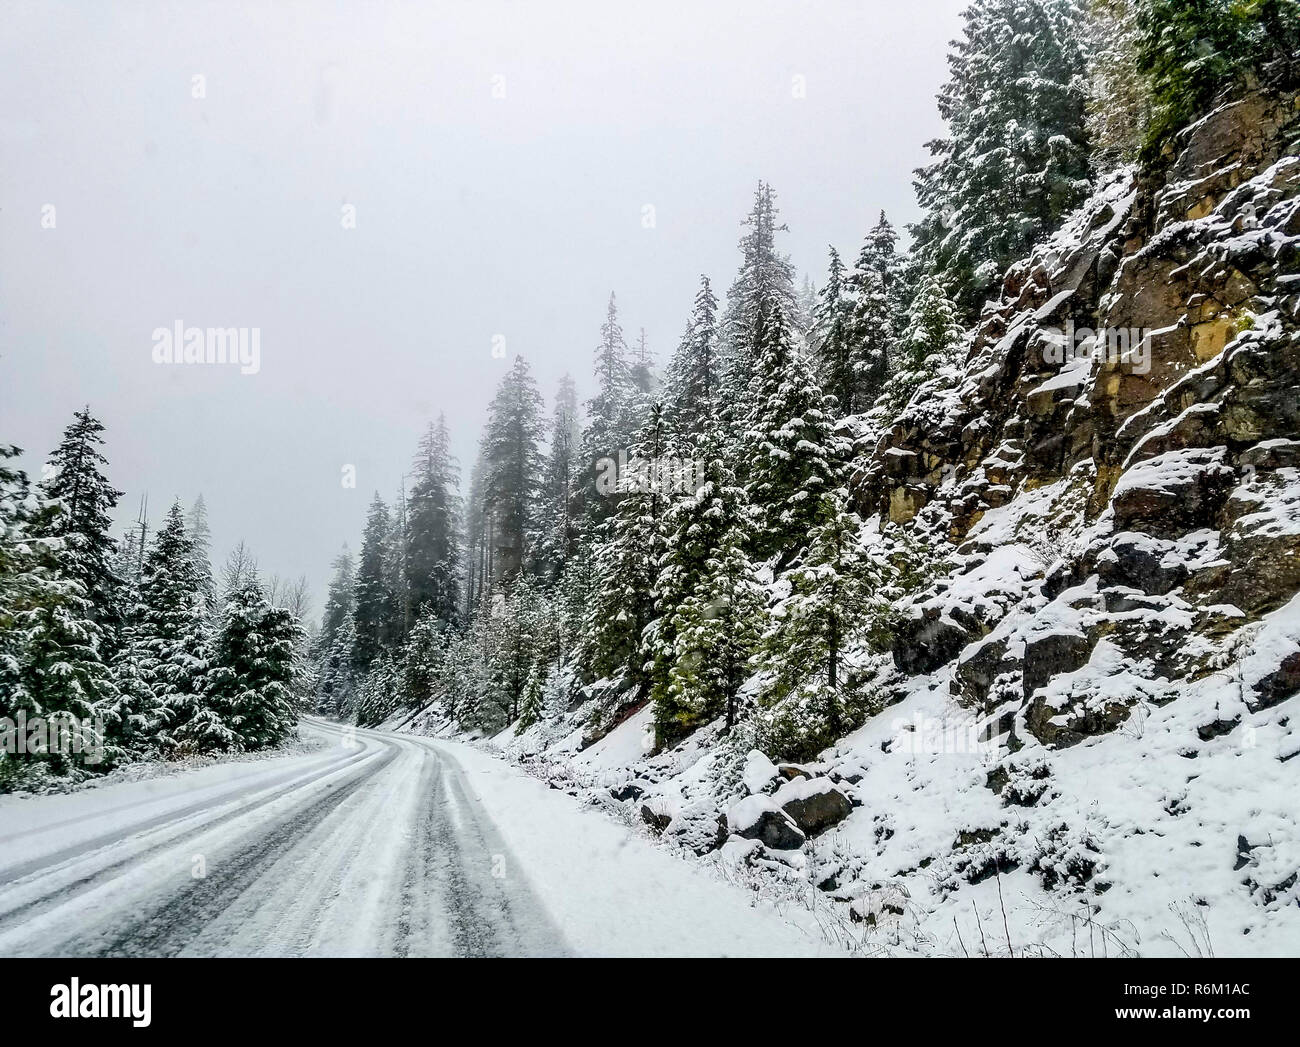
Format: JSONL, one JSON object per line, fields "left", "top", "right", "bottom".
{"left": 186, "top": 494, "right": 215, "bottom": 613}
{"left": 515, "top": 658, "right": 548, "bottom": 734}
{"left": 578, "top": 293, "right": 635, "bottom": 529}
{"left": 630, "top": 328, "right": 656, "bottom": 401}
{"left": 877, "top": 273, "right": 968, "bottom": 412}
{"left": 388, "top": 479, "right": 411, "bottom": 642}
{"left": 649, "top": 447, "right": 763, "bottom": 747}
{"left": 577, "top": 403, "right": 670, "bottom": 692}
{"left": 720, "top": 183, "right": 798, "bottom": 418}
{"left": 318, "top": 546, "right": 355, "bottom": 650}
{"left": 462, "top": 451, "right": 486, "bottom": 613}
{"left": 0, "top": 447, "right": 115, "bottom": 774}
{"left": 1084, "top": 0, "right": 1152, "bottom": 162}
{"left": 317, "top": 614, "right": 359, "bottom": 718}
{"left": 208, "top": 578, "right": 301, "bottom": 749}
{"left": 134, "top": 503, "right": 222, "bottom": 753}
{"left": 664, "top": 276, "right": 721, "bottom": 441}
{"left": 539, "top": 374, "right": 580, "bottom": 579}
{"left": 481, "top": 356, "right": 546, "bottom": 584}
{"left": 810, "top": 246, "right": 855, "bottom": 416}
{"left": 759, "top": 502, "right": 935, "bottom": 760}
{"left": 406, "top": 416, "right": 462, "bottom": 625}
{"left": 352, "top": 494, "right": 398, "bottom": 675}
{"left": 401, "top": 604, "right": 449, "bottom": 714}
{"left": 844, "top": 211, "right": 901, "bottom": 412}
{"left": 355, "top": 648, "right": 402, "bottom": 727}
{"left": 912, "top": 0, "right": 1091, "bottom": 316}
{"left": 1135, "top": 0, "right": 1298, "bottom": 153}
{"left": 741, "top": 297, "right": 849, "bottom": 564}
{"left": 37, "top": 407, "right": 124, "bottom": 647}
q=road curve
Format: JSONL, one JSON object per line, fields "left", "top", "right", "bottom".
{"left": 0, "top": 720, "right": 569, "bottom": 957}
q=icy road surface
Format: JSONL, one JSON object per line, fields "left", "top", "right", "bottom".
{"left": 0, "top": 720, "right": 837, "bottom": 957}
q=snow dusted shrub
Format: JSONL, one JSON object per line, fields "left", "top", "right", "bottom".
{"left": 1029, "top": 820, "right": 1105, "bottom": 891}
{"left": 708, "top": 718, "right": 762, "bottom": 804}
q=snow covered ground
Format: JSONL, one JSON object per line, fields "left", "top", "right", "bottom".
{"left": 0, "top": 719, "right": 839, "bottom": 957}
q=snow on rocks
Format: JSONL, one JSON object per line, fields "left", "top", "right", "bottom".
{"left": 724, "top": 794, "right": 805, "bottom": 851}
{"left": 771, "top": 776, "right": 854, "bottom": 837}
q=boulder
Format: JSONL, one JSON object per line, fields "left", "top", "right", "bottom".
{"left": 610, "top": 780, "right": 647, "bottom": 803}
{"left": 724, "top": 795, "right": 806, "bottom": 851}
{"left": 639, "top": 802, "right": 672, "bottom": 834}
{"left": 773, "top": 777, "right": 854, "bottom": 837}
{"left": 1022, "top": 630, "right": 1094, "bottom": 700}
{"left": 893, "top": 612, "right": 974, "bottom": 675}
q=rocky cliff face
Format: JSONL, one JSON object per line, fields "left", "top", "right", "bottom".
{"left": 861, "top": 86, "right": 1300, "bottom": 749}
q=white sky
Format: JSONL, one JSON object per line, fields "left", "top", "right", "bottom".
{"left": 0, "top": 0, "right": 967, "bottom": 614}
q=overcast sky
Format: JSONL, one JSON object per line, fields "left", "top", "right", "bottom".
{"left": 0, "top": 0, "right": 967, "bottom": 616}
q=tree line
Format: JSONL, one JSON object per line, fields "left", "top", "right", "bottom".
{"left": 0, "top": 410, "right": 309, "bottom": 789}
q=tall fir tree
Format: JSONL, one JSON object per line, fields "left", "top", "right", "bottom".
{"left": 720, "top": 183, "right": 798, "bottom": 422}
{"left": 912, "top": 0, "right": 1091, "bottom": 316}
{"left": 844, "top": 211, "right": 901, "bottom": 412}
{"left": 406, "top": 415, "right": 462, "bottom": 626}
{"left": 664, "top": 275, "right": 721, "bottom": 442}
{"left": 540, "top": 374, "right": 580, "bottom": 579}
{"left": 578, "top": 293, "right": 635, "bottom": 530}
{"left": 134, "top": 502, "right": 223, "bottom": 753}
{"left": 876, "top": 272, "right": 968, "bottom": 413}
{"left": 481, "top": 355, "right": 546, "bottom": 585}
{"left": 352, "top": 494, "right": 398, "bottom": 675}
{"left": 186, "top": 494, "right": 216, "bottom": 613}
{"left": 811, "top": 246, "right": 854, "bottom": 416}
{"left": 37, "top": 407, "right": 124, "bottom": 650}
{"left": 649, "top": 447, "right": 764, "bottom": 747}
{"left": 741, "top": 297, "right": 849, "bottom": 564}
{"left": 577, "top": 403, "right": 670, "bottom": 692}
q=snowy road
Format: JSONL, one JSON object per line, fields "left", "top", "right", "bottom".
{"left": 0, "top": 720, "right": 837, "bottom": 957}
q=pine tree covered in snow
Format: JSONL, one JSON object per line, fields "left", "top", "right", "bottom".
{"left": 37, "top": 408, "right": 125, "bottom": 650}
{"left": 400, "top": 604, "right": 449, "bottom": 714}
{"left": 912, "top": 0, "right": 1091, "bottom": 315}
{"left": 876, "top": 272, "right": 967, "bottom": 414}
{"left": 649, "top": 449, "right": 764, "bottom": 746}
{"left": 481, "top": 356, "right": 546, "bottom": 584}
{"left": 539, "top": 374, "right": 581, "bottom": 579}
{"left": 134, "top": 503, "right": 223, "bottom": 754}
{"left": 578, "top": 294, "right": 636, "bottom": 531}
{"left": 406, "top": 416, "right": 461, "bottom": 626}
{"left": 317, "top": 614, "right": 359, "bottom": 718}
{"left": 352, "top": 494, "right": 398, "bottom": 676}
{"left": 844, "top": 212, "right": 902, "bottom": 413}
{"left": 720, "top": 184, "right": 798, "bottom": 423}
{"left": 208, "top": 578, "right": 301, "bottom": 749}
{"left": 355, "top": 648, "right": 402, "bottom": 727}
{"left": 741, "top": 297, "right": 849, "bottom": 564}
{"left": 1083, "top": 0, "right": 1151, "bottom": 162}
{"left": 664, "top": 276, "right": 721, "bottom": 442}
{"left": 810, "top": 246, "right": 855, "bottom": 416}
{"left": 186, "top": 494, "right": 216, "bottom": 614}
{"left": 0, "top": 445, "right": 116, "bottom": 775}
{"left": 577, "top": 403, "right": 670, "bottom": 692}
